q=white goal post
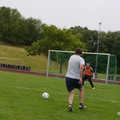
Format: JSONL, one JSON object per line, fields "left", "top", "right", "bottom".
{"left": 46, "top": 50, "right": 117, "bottom": 85}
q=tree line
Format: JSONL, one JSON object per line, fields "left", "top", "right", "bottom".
{"left": 70, "top": 26, "right": 120, "bottom": 73}
{"left": 0, "top": 6, "right": 42, "bottom": 46}
{"left": 0, "top": 7, "right": 120, "bottom": 73}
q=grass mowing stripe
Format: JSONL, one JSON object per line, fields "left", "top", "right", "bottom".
{"left": 48, "top": 77, "right": 119, "bottom": 87}
{"left": 1, "top": 83, "right": 120, "bottom": 104}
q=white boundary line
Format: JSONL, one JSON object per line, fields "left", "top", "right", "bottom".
{"left": 3, "top": 84, "right": 120, "bottom": 104}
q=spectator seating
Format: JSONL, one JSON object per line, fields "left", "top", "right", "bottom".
{"left": 0, "top": 63, "right": 31, "bottom": 71}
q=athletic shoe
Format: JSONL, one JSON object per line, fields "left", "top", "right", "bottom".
{"left": 69, "top": 106, "right": 74, "bottom": 112}
{"left": 79, "top": 104, "right": 87, "bottom": 109}
{"left": 92, "top": 87, "right": 95, "bottom": 89}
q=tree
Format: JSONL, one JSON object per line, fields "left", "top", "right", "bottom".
{"left": 26, "top": 24, "right": 87, "bottom": 55}
{"left": 70, "top": 26, "right": 120, "bottom": 73}
{"left": 106, "top": 31, "right": 120, "bottom": 73}
{"left": 0, "top": 7, "right": 28, "bottom": 45}
{"left": 25, "top": 18, "right": 42, "bottom": 45}
{"left": 70, "top": 26, "right": 98, "bottom": 52}
{"left": 26, "top": 24, "right": 87, "bottom": 73}
{"left": 0, "top": 7, "right": 42, "bottom": 46}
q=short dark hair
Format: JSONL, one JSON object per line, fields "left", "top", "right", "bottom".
{"left": 75, "top": 48, "right": 82, "bottom": 55}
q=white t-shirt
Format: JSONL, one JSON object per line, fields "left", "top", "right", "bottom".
{"left": 66, "top": 55, "right": 85, "bottom": 79}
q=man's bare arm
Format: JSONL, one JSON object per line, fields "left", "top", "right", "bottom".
{"left": 79, "top": 64, "right": 84, "bottom": 84}
{"left": 93, "top": 73, "right": 95, "bottom": 78}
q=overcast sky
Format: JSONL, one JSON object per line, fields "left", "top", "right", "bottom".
{"left": 1, "top": 0, "right": 120, "bottom": 32}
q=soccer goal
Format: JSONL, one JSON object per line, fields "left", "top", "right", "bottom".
{"left": 46, "top": 50, "right": 117, "bottom": 84}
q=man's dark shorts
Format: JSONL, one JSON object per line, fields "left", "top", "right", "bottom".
{"left": 66, "top": 77, "right": 83, "bottom": 92}
{"left": 83, "top": 75, "right": 92, "bottom": 81}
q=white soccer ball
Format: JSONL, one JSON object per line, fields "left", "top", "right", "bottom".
{"left": 42, "top": 92, "right": 49, "bottom": 99}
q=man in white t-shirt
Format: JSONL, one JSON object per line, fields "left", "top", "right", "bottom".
{"left": 66, "top": 48, "right": 87, "bottom": 112}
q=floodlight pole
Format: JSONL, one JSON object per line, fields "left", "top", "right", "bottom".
{"left": 95, "top": 22, "right": 102, "bottom": 75}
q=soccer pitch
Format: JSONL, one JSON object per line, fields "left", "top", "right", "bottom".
{"left": 0, "top": 71, "right": 120, "bottom": 120}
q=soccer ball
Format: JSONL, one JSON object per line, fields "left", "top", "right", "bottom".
{"left": 42, "top": 92, "right": 49, "bottom": 99}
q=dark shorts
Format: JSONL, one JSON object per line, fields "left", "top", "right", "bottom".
{"left": 83, "top": 75, "right": 92, "bottom": 81}
{"left": 66, "top": 77, "right": 83, "bottom": 92}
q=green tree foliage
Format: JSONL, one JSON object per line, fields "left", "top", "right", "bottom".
{"left": 26, "top": 24, "right": 87, "bottom": 73}
{"left": 0, "top": 7, "right": 26, "bottom": 44}
{"left": 26, "top": 24, "right": 87, "bottom": 56}
{"left": 98, "top": 31, "right": 120, "bottom": 73}
{"left": 70, "top": 26, "right": 97, "bottom": 52}
{"left": 71, "top": 26, "right": 120, "bottom": 73}
{"left": 0, "top": 7, "right": 42, "bottom": 45}
{"left": 106, "top": 31, "right": 120, "bottom": 73}
{"left": 25, "top": 18, "right": 42, "bottom": 45}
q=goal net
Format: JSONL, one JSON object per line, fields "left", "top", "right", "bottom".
{"left": 46, "top": 50, "right": 117, "bottom": 84}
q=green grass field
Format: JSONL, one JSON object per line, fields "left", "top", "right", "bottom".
{"left": 0, "top": 71, "right": 120, "bottom": 120}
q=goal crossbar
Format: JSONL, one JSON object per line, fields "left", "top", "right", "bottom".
{"left": 49, "top": 50, "right": 110, "bottom": 56}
